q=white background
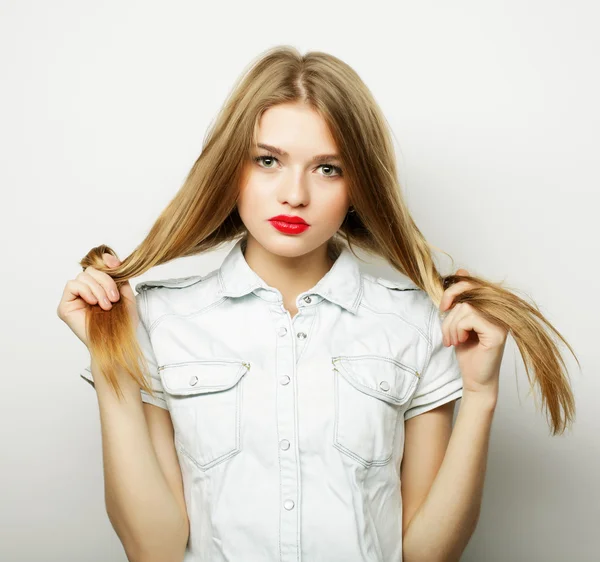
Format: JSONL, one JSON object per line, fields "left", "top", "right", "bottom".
{"left": 1, "top": 0, "right": 598, "bottom": 560}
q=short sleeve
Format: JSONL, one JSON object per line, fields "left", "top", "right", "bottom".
{"left": 79, "top": 290, "right": 168, "bottom": 410}
{"left": 403, "top": 301, "right": 463, "bottom": 421}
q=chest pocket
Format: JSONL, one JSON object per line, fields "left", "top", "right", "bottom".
{"left": 158, "top": 359, "right": 251, "bottom": 471}
{"left": 332, "top": 355, "right": 420, "bottom": 468}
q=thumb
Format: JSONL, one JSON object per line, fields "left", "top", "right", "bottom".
{"left": 104, "top": 253, "right": 121, "bottom": 268}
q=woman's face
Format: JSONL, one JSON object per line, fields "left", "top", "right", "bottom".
{"left": 237, "top": 102, "right": 350, "bottom": 258}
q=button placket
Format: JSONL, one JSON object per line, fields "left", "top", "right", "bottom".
{"left": 272, "top": 304, "right": 299, "bottom": 559}
{"left": 293, "top": 300, "right": 310, "bottom": 346}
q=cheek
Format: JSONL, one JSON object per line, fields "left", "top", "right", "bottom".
{"left": 237, "top": 177, "right": 266, "bottom": 219}
{"left": 310, "top": 194, "right": 350, "bottom": 230}
{"left": 326, "top": 189, "right": 351, "bottom": 218}
{"left": 237, "top": 163, "right": 253, "bottom": 197}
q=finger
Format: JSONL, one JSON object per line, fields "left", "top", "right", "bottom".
{"left": 76, "top": 271, "right": 113, "bottom": 310}
{"left": 444, "top": 302, "right": 469, "bottom": 346}
{"left": 102, "top": 253, "right": 123, "bottom": 301}
{"left": 83, "top": 261, "right": 120, "bottom": 303}
{"left": 440, "top": 279, "right": 475, "bottom": 312}
{"left": 63, "top": 279, "right": 99, "bottom": 306}
{"left": 102, "top": 254, "right": 136, "bottom": 304}
{"left": 454, "top": 311, "right": 492, "bottom": 348}
{"left": 441, "top": 303, "right": 459, "bottom": 346}
{"left": 103, "top": 253, "right": 121, "bottom": 269}
{"left": 454, "top": 304, "right": 473, "bottom": 345}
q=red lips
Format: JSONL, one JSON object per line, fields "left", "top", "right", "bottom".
{"left": 268, "top": 214, "right": 308, "bottom": 225}
{"left": 268, "top": 215, "right": 310, "bottom": 235}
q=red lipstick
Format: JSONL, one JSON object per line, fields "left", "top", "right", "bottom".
{"left": 268, "top": 214, "right": 310, "bottom": 234}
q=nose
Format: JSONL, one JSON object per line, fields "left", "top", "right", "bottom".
{"left": 276, "top": 169, "right": 310, "bottom": 208}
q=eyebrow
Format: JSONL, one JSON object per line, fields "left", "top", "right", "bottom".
{"left": 255, "top": 143, "right": 342, "bottom": 164}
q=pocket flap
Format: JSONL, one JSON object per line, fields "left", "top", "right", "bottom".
{"left": 332, "top": 355, "right": 419, "bottom": 405}
{"left": 159, "top": 360, "right": 251, "bottom": 396}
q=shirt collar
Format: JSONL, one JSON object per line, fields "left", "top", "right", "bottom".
{"left": 216, "top": 236, "right": 363, "bottom": 314}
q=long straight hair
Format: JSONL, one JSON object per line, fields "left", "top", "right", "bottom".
{"left": 79, "top": 45, "right": 577, "bottom": 436}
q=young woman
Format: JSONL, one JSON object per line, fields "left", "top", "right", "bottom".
{"left": 57, "top": 45, "right": 577, "bottom": 562}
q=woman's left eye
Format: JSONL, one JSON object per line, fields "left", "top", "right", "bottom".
{"left": 318, "top": 163, "right": 343, "bottom": 178}
{"left": 253, "top": 155, "right": 343, "bottom": 178}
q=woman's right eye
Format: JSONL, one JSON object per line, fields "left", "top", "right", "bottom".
{"left": 253, "top": 155, "right": 279, "bottom": 168}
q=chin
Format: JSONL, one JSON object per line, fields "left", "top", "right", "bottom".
{"left": 248, "top": 227, "right": 328, "bottom": 258}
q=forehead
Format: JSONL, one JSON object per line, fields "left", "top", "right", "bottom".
{"left": 254, "top": 103, "right": 338, "bottom": 152}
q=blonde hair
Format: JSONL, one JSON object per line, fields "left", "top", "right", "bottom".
{"left": 79, "top": 45, "right": 578, "bottom": 436}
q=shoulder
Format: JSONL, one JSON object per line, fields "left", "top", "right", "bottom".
{"left": 135, "top": 273, "right": 210, "bottom": 292}
{"left": 135, "top": 270, "right": 221, "bottom": 324}
{"left": 364, "top": 271, "right": 420, "bottom": 292}
{"left": 360, "top": 272, "right": 435, "bottom": 335}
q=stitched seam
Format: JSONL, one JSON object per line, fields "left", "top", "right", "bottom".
{"left": 217, "top": 268, "right": 225, "bottom": 292}
{"left": 333, "top": 366, "right": 397, "bottom": 467}
{"left": 159, "top": 359, "right": 246, "bottom": 369}
{"left": 334, "top": 354, "right": 419, "bottom": 377}
{"left": 334, "top": 358, "right": 418, "bottom": 404}
{"left": 137, "top": 272, "right": 213, "bottom": 292}
{"left": 364, "top": 496, "right": 385, "bottom": 562}
{"left": 352, "top": 273, "right": 365, "bottom": 311}
{"left": 170, "top": 374, "right": 244, "bottom": 472}
{"left": 420, "top": 301, "right": 436, "bottom": 375}
{"left": 363, "top": 274, "right": 418, "bottom": 292}
{"left": 140, "top": 288, "right": 150, "bottom": 330}
{"left": 149, "top": 295, "right": 228, "bottom": 334}
{"left": 358, "top": 301, "right": 428, "bottom": 343}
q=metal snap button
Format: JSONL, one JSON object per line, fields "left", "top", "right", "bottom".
{"left": 278, "top": 326, "right": 288, "bottom": 337}
{"left": 189, "top": 375, "right": 198, "bottom": 386}
{"left": 379, "top": 380, "right": 390, "bottom": 391}
{"left": 280, "top": 375, "right": 290, "bottom": 385}
{"left": 303, "top": 295, "right": 312, "bottom": 303}
{"left": 283, "top": 499, "right": 295, "bottom": 510}
{"left": 297, "top": 332, "right": 307, "bottom": 339}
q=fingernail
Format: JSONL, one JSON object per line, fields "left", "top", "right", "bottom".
{"left": 110, "top": 289, "right": 119, "bottom": 300}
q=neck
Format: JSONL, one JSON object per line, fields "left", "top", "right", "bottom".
{"left": 242, "top": 235, "right": 337, "bottom": 304}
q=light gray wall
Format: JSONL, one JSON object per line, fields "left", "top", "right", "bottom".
{"left": 1, "top": 1, "right": 597, "bottom": 560}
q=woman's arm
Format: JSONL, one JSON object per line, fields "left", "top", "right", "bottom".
{"left": 402, "top": 389, "right": 498, "bottom": 562}
{"left": 91, "top": 358, "right": 189, "bottom": 562}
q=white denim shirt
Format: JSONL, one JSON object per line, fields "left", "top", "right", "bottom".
{"left": 80, "top": 236, "right": 463, "bottom": 562}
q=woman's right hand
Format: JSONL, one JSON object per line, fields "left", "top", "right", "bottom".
{"left": 57, "top": 253, "right": 138, "bottom": 349}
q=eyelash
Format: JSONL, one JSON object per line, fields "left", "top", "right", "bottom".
{"left": 252, "top": 153, "right": 344, "bottom": 178}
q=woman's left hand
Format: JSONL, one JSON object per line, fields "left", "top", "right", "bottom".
{"left": 440, "top": 268, "right": 508, "bottom": 398}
